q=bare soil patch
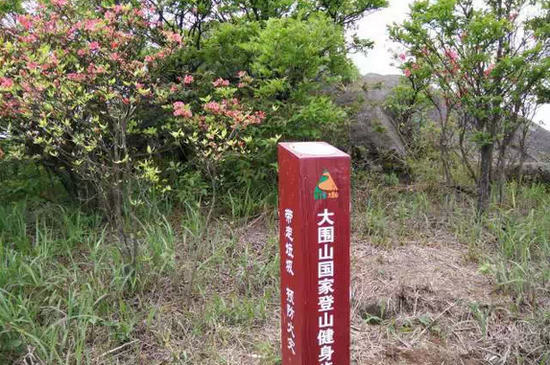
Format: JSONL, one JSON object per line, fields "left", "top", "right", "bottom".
{"left": 128, "top": 221, "right": 549, "bottom": 364}
{"left": 350, "top": 238, "right": 549, "bottom": 364}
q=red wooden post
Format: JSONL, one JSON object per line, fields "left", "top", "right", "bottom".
{"left": 278, "top": 142, "right": 351, "bottom": 365}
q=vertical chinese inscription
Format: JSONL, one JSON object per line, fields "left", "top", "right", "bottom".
{"left": 278, "top": 142, "right": 350, "bottom": 365}
{"left": 317, "top": 208, "right": 335, "bottom": 364}
{"left": 283, "top": 208, "right": 296, "bottom": 355}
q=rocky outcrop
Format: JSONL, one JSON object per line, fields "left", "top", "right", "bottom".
{"left": 524, "top": 124, "right": 550, "bottom": 163}
{"left": 336, "top": 74, "right": 406, "bottom": 169}
{"left": 340, "top": 73, "right": 550, "bottom": 180}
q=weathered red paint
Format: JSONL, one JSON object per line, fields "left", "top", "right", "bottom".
{"left": 278, "top": 142, "right": 350, "bottom": 365}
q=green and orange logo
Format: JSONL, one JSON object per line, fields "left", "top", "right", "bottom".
{"left": 314, "top": 169, "right": 339, "bottom": 200}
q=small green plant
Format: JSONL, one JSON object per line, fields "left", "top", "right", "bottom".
{"left": 469, "top": 302, "right": 491, "bottom": 339}
{"left": 383, "top": 172, "right": 400, "bottom": 186}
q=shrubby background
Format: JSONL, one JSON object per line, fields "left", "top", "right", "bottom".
{"left": 0, "top": 0, "right": 549, "bottom": 364}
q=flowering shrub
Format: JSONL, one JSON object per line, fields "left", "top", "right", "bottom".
{"left": 390, "top": 0, "right": 550, "bottom": 212}
{"left": 0, "top": 1, "right": 263, "bottom": 214}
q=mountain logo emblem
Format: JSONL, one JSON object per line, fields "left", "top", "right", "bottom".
{"left": 314, "top": 170, "right": 339, "bottom": 200}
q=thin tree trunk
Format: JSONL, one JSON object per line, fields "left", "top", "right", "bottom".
{"left": 495, "top": 143, "right": 507, "bottom": 205}
{"left": 477, "top": 143, "right": 494, "bottom": 214}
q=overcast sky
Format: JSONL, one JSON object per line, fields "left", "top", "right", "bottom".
{"left": 350, "top": 0, "right": 550, "bottom": 128}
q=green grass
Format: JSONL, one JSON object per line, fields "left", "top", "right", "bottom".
{"left": 1, "top": 162, "right": 549, "bottom": 363}
{"left": 353, "top": 171, "right": 550, "bottom": 310}
{"left": 0, "top": 192, "right": 280, "bottom": 364}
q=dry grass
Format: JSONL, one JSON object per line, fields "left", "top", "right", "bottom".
{"left": 350, "top": 240, "right": 549, "bottom": 364}
{"left": 3, "top": 179, "right": 549, "bottom": 364}
{"left": 121, "top": 217, "right": 549, "bottom": 365}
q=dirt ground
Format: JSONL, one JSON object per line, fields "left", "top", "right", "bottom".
{"left": 244, "top": 229, "right": 548, "bottom": 364}
{"left": 130, "top": 220, "right": 549, "bottom": 365}
{"left": 352, "top": 237, "right": 549, "bottom": 365}
{"left": 350, "top": 239, "right": 509, "bottom": 365}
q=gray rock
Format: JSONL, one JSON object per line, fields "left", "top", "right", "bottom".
{"left": 524, "top": 124, "right": 550, "bottom": 163}
{"left": 340, "top": 73, "right": 550, "bottom": 180}
{"left": 336, "top": 74, "right": 406, "bottom": 165}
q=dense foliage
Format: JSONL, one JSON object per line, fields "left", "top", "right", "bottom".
{"left": 390, "top": 0, "right": 550, "bottom": 212}
{"left": 0, "top": 0, "right": 389, "bottom": 207}
{"left": 0, "top": 2, "right": 268, "bottom": 202}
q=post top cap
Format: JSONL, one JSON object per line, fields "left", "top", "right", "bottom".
{"left": 279, "top": 142, "right": 349, "bottom": 158}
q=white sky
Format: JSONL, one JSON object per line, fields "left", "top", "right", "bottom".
{"left": 350, "top": 0, "right": 550, "bottom": 128}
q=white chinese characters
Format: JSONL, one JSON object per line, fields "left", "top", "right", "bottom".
{"left": 317, "top": 208, "right": 336, "bottom": 365}
{"left": 283, "top": 208, "right": 296, "bottom": 356}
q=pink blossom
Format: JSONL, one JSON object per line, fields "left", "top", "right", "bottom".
{"left": 67, "top": 28, "right": 76, "bottom": 40}
{"left": 212, "top": 78, "right": 229, "bottom": 87}
{"left": 87, "top": 63, "right": 96, "bottom": 74}
{"left": 135, "top": 82, "right": 144, "bottom": 90}
{"left": 254, "top": 111, "right": 266, "bottom": 121}
{"left": 237, "top": 71, "right": 247, "bottom": 78}
{"left": 68, "top": 24, "right": 80, "bottom": 38}
{"left": 51, "top": 0, "right": 68, "bottom": 6}
{"left": 224, "top": 110, "right": 241, "bottom": 122}
{"left": 105, "top": 11, "right": 116, "bottom": 21}
{"left": 78, "top": 48, "right": 89, "bottom": 57}
{"left": 110, "top": 41, "right": 119, "bottom": 49}
{"left": 21, "top": 82, "right": 32, "bottom": 92}
{"left": 412, "top": 63, "right": 419, "bottom": 70}
{"left": 445, "top": 49, "right": 458, "bottom": 61}
{"left": 204, "top": 101, "right": 221, "bottom": 114}
{"left": 21, "top": 34, "right": 38, "bottom": 43}
{"left": 89, "top": 41, "right": 100, "bottom": 51}
{"left": 84, "top": 19, "right": 100, "bottom": 32}
{"left": 17, "top": 15, "right": 33, "bottom": 30}
{"left": 173, "top": 101, "right": 192, "bottom": 117}
{"left": 170, "top": 84, "right": 178, "bottom": 92}
{"left": 109, "top": 53, "right": 121, "bottom": 62}
{"left": 114, "top": 5, "right": 124, "bottom": 14}
{"left": 399, "top": 53, "right": 406, "bottom": 61}
{"left": 0, "top": 77, "right": 14, "bottom": 89}
{"left": 122, "top": 97, "right": 130, "bottom": 105}
{"left": 404, "top": 68, "right": 412, "bottom": 77}
{"left": 166, "top": 32, "right": 182, "bottom": 44}
{"left": 238, "top": 83, "right": 245, "bottom": 88}
{"left": 27, "top": 62, "right": 39, "bottom": 71}
{"left": 44, "top": 20, "right": 57, "bottom": 34}
{"left": 484, "top": 64, "right": 495, "bottom": 77}
{"left": 144, "top": 55, "right": 154, "bottom": 63}
{"left": 183, "top": 74, "right": 194, "bottom": 84}
{"left": 67, "top": 73, "right": 85, "bottom": 82}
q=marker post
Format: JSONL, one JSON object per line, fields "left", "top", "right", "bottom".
{"left": 278, "top": 142, "right": 351, "bottom": 365}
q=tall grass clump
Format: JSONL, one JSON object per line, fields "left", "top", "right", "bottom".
{"left": 485, "top": 183, "right": 550, "bottom": 306}
{"left": 0, "top": 200, "right": 179, "bottom": 364}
